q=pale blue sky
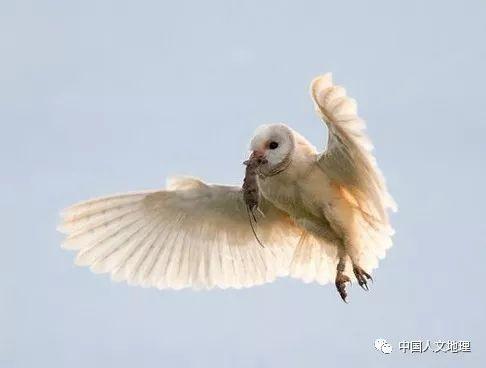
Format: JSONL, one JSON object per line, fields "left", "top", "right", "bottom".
{"left": 1, "top": 0, "right": 486, "bottom": 367}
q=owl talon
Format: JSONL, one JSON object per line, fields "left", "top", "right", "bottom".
{"left": 335, "top": 272, "right": 350, "bottom": 303}
{"left": 353, "top": 265, "right": 372, "bottom": 291}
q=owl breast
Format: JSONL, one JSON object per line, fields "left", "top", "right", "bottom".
{"left": 258, "top": 161, "right": 335, "bottom": 220}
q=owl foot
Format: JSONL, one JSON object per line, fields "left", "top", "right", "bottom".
{"left": 335, "top": 271, "right": 351, "bottom": 303}
{"left": 353, "top": 265, "right": 373, "bottom": 291}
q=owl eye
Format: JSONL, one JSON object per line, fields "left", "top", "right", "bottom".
{"left": 269, "top": 141, "right": 279, "bottom": 149}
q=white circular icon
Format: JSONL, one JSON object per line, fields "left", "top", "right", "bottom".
{"left": 381, "top": 342, "right": 393, "bottom": 354}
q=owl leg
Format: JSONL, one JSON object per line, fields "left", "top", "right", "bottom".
{"left": 335, "top": 251, "right": 350, "bottom": 303}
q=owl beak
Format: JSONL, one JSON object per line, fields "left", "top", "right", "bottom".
{"left": 251, "top": 149, "right": 266, "bottom": 159}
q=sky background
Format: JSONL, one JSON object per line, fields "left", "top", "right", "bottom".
{"left": 1, "top": 0, "right": 486, "bottom": 367}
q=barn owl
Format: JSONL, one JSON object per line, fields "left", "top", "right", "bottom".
{"left": 58, "top": 73, "right": 396, "bottom": 302}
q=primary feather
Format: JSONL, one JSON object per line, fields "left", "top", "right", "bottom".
{"left": 59, "top": 177, "right": 300, "bottom": 289}
{"left": 311, "top": 73, "right": 397, "bottom": 222}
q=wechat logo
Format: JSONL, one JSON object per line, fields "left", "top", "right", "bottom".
{"left": 375, "top": 338, "right": 393, "bottom": 354}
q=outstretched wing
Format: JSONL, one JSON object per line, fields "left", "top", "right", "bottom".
{"left": 308, "top": 74, "right": 396, "bottom": 275}
{"left": 310, "top": 73, "right": 396, "bottom": 221}
{"left": 58, "top": 177, "right": 300, "bottom": 290}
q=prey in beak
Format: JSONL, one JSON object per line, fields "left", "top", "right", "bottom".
{"left": 242, "top": 150, "right": 267, "bottom": 247}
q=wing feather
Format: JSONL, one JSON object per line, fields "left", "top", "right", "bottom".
{"left": 59, "top": 177, "right": 300, "bottom": 289}
{"left": 308, "top": 73, "right": 396, "bottom": 276}
{"left": 310, "top": 73, "right": 397, "bottom": 220}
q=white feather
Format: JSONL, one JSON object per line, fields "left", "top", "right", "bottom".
{"left": 59, "top": 177, "right": 299, "bottom": 289}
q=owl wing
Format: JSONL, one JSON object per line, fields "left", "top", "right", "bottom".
{"left": 306, "top": 73, "right": 396, "bottom": 276}
{"left": 58, "top": 176, "right": 300, "bottom": 290}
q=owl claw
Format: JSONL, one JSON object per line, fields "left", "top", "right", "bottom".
{"left": 335, "top": 272, "right": 351, "bottom": 303}
{"left": 353, "top": 265, "right": 373, "bottom": 291}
